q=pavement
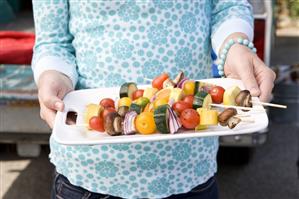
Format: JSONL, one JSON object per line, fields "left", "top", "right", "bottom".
{"left": 1, "top": 9, "right": 299, "bottom": 199}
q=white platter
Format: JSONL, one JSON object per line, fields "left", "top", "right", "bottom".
{"left": 53, "top": 78, "right": 268, "bottom": 145}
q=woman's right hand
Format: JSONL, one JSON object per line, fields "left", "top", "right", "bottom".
{"left": 37, "top": 70, "right": 73, "bottom": 128}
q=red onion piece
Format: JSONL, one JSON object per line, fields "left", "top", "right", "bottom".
{"left": 123, "top": 111, "right": 137, "bottom": 135}
{"left": 177, "top": 77, "right": 188, "bottom": 89}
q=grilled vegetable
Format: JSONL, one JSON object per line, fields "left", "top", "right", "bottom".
{"left": 235, "top": 90, "right": 252, "bottom": 110}
{"left": 182, "top": 80, "right": 195, "bottom": 95}
{"left": 173, "top": 71, "right": 184, "bottom": 85}
{"left": 180, "top": 108, "right": 200, "bottom": 129}
{"left": 129, "top": 103, "right": 143, "bottom": 114}
{"left": 154, "top": 104, "right": 170, "bottom": 134}
{"left": 227, "top": 117, "right": 241, "bottom": 129}
{"left": 123, "top": 111, "right": 137, "bottom": 135}
{"left": 134, "top": 97, "right": 150, "bottom": 109}
{"left": 104, "top": 112, "right": 122, "bottom": 136}
{"left": 218, "top": 108, "right": 237, "bottom": 127}
{"left": 193, "top": 91, "right": 212, "bottom": 109}
{"left": 120, "top": 82, "right": 138, "bottom": 99}
{"left": 113, "top": 116, "right": 123, "bottom": 134}
{"left": 118, "top": 97, "right": 132, "bottom": 107}
{"left": 168, "top": 107, "right": 181, "bottom": 134}
{"left": 163, "top": 78, "right": 175, "bottom": 88}
{"left": 118, "top": 106, "right": 129, "bottom": 117}
{"left": 135, "top": 112, "right": 156, "bottom": 134}
{"left": 152, "top": 73, "right": 169, "bottom": 90}
{"left": 177, "top": 77, "right": 188, "bottom": 89}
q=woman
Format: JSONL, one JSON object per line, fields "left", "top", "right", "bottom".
{"left": 32, "top": 0, "right": 275, "bottom": 198}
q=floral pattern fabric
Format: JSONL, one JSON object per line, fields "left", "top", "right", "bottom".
{"left": 32, "top": 0, "right": 253, "bottom": 198}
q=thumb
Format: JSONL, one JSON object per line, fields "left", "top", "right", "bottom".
{"left": 238, "top": 63, "right": 261, "bottom": 97}
{"left": 39, "top": 88, "right": 65, "bottom": 112}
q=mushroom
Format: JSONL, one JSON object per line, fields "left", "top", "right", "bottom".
{"left": 113, "top": 116, "right": 123, "bottom": 134}
{"left": 227, "top": 117, "right": 241, "bottom": 129}
{"left": 173, "top": 71, "right": 185, "bottom": 85}
{"left": 218, "top": 108, "right": 237, "bottom": 126}
{"left": 118, "top": 106, "right": 129, "bottom": 118}
{"left": 235, "top": 90, "right": 252, "bottom": 111}
{"left": 163, "top": 78, "right": 175, "bottom": 88}
{"left": 104, "top": 112, "right": 122, "bottom": 136}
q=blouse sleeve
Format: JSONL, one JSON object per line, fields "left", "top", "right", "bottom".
{"left": 32, "top": 0, "right": 78, "bottom": 88}
{"left": 211, "top": 0, "right": 254, "bottom": 55}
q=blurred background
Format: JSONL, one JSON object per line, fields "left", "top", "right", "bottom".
{"left": 0, "top": 0, "right": 298, "bottom": 199}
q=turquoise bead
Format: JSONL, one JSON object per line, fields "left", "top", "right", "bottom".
{"left": 224, "top": 43, "right": 230, "bottom": 49}
{"left": 222, "top": 48, "right": 228, "bottom": 55}
{"left": 237, "top": 38, "right": 243, "bottom": 44}
{"left": 228, "top": 39, "right": 234, "bottom": 45}
{"left": 248, "top": 42, "right": 254, "bottom": 48}
{"left": 242, "top": 39, "right": 249, "bottom": 45}
{"left": 218, "top": 59, "right": 224, "bottom": 65}
{"left": 252, "top": 48, "right": 257, "bottom": 53}
{"left": 220, "top": 53, "right": 225, "bottom": 59}
{"left": 217, "top": 64, "right": 223, "bottom": 70}
{"left": 218, "top": 70, "right": 224, "bottom": 76}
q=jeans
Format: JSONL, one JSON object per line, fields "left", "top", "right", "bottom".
{"left": 51, "top": 172, "right": 219, "bottom": 199}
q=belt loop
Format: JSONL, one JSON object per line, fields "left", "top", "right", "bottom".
{"left": 82, "top": 192, "right": 91, "bottom": 199}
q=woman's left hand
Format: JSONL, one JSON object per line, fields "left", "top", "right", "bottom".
{"left": 223, "top": 39, "right": 276, "bottom": 102}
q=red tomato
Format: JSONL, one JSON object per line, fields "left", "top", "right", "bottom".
{"left": 152, "top": 73, "right": 169, "bottom": 90}
{"left": 172, "top": 101, "right": 192, "bottom": 116}
{"left": 132, "top": 89, "right": 144, "bottom": 100}
{"left": 180, "top": 109, "right": 200, "bottom": 129}
{"left": 209, "top": 86, "right": 225, "bottom": 104}
{"left": 101, "top": 107, "right": 116, "bottom": 119}
{"left": 182, "top": 95, "right": 194, "bottom": 106}
{"left": 100, "top": 98, "right": 115, "bottom": 108}
{"left": 89, "top": 116, "right": 105, "bottom": 132}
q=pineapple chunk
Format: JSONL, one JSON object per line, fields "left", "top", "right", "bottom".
{"left": 143, "top": 87, "right": 159, "bottom": 100}
{"left": 84, "top": 104, "right": 103, "bottom": 128}
{"left": 197, "top": 108, "right": 218, "bottom": 126}
{"left": 169, "top": 88, "right": 184, "bottom": 103}
{"left": 223, "top": 86, "right": 241, "bottom": 106}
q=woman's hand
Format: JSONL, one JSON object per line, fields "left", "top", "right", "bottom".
{"left": 223, "top": 35, "right": 276, "bottom": 102}
{"left": 37, "top": 70, "right": 73, "bottom": 128}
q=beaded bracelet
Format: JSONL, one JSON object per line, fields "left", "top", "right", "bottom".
{"left": 217, "top": 37, "right": 257, "bottom": 77}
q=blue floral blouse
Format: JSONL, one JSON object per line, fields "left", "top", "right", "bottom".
{"left": 32, "top": 0, "right": 253, "bottom": 198}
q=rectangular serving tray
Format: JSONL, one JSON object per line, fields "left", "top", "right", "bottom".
{"left": 53, "top": 78, "right": 268, "bottom": 145}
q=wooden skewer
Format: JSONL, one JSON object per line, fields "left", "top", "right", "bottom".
{"left": 211, "top": 103, "right": 256, "bottom": 111}
{"left": 251, "top": 101, "right": 287, "bottom": 109}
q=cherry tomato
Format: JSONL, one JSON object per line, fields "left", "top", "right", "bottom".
{"left": 89, "top": 116, "right": 105, "bottom": 132}
{"left": 152, "top": 73, "right": 169, "bottom": 90}
{"left": 180, "top": 109, "right": 200, "bottom": 129}
{"left": 172, "top": 101, "right": 192, "bottom": 116}
{"left": 101, "top": 107, "right": 116, "bottom": 119}
{"left": 135, "top": 112, "right": 156, "bottom": 134}
{"left": 182, "top": 95, "right": 194, "bottom": 106}
{"left": 209, "top": 86, "right": 225, "bottom": 104}
{"left": 132, "top": 89, "right": 144, "bottom": 100}
{"left": 100, "top": 98, "right": 115, "bottom": 108}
